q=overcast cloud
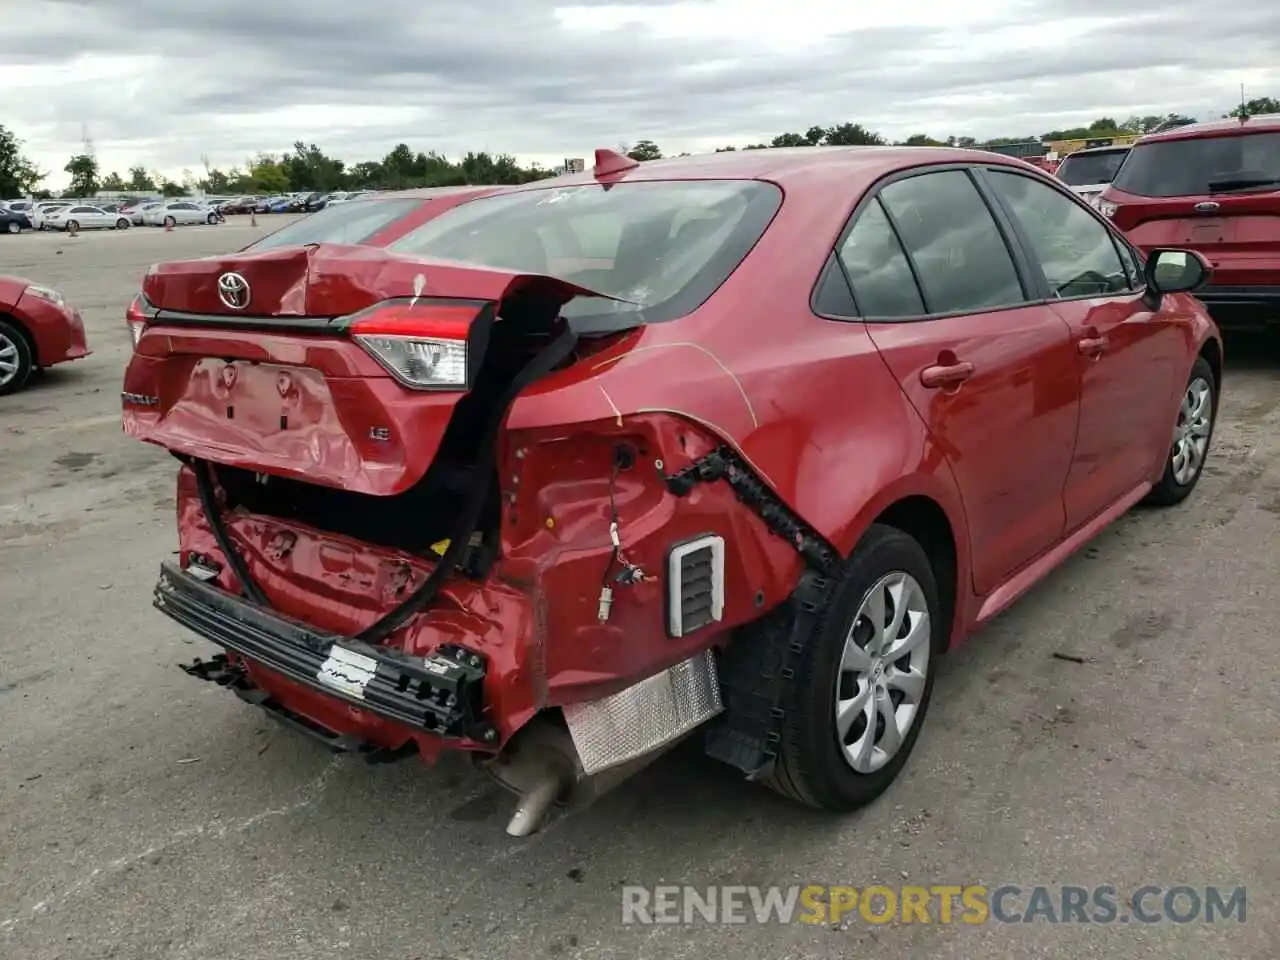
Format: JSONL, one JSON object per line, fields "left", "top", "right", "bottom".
{"left": 3, "top": 0, "right": 1277, "bottom": 188}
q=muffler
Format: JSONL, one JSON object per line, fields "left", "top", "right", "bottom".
{"left": 481, "top": 648, "right": 724, "bottom": 836}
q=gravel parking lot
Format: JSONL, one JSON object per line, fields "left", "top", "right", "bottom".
{"left": 1, "top": 220, "right": 1278, "bottom": 960}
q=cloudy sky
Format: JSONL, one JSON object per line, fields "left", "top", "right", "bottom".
{"left": 3, "top": 0, "right": 1277, "bottom": 190}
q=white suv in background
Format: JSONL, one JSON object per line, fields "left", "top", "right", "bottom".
{"left": 1055, "top": 145, "right": 1132, "bottom": 208}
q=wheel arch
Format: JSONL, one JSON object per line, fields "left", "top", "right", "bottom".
{"left": 0, "top": 310, "right": 39, "bottom": 366}
{"left": 1198, "top": 334, "right": 1223, "bottom": 398}
{"left": 828, "top": 473, "right": 971, "bottom": 653}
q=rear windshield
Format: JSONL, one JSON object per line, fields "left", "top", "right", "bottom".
{"left": 386, "top": 180, "right": 782, "bottom": 332}
{"left": 243, "top": 198, "right": 421, "bottom": 251}
{"left": 1112, "top": 131, "right": 1280, "bottom": 197}
{"left": 1057, "top": 149, "right": 1129, "bottom": 186}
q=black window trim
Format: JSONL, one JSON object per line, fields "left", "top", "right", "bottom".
{"left": 810, "top": 161, "right": 1043, "bottom": 324}
{"left": 973, "top": 165, "right": 1147, "bottom": 303}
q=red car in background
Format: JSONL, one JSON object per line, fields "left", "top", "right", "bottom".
{"left": 0, "top": 277, "right": 91, "bottom": 395}
{"left": 123, "top": 147, "right": 1220, "bottom": 836}
{"left": 1099, "top": 113, "right": 1280, "bottom": 329}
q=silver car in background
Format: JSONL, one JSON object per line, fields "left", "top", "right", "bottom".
{"left": 141, "top": 200, "right": 221, "bottom": 228}
{"left": 1055, "top": 145, "right": 1132, "bottom": 208}
{"left": 42, "top": 204, "right": 132, "bottom": 231}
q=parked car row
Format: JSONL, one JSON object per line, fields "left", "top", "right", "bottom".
{"left": 0, "top": 197, "right": 226, "bottom": 233}
{"left": 216, "top": 190, "right": 372, "bottom": 216}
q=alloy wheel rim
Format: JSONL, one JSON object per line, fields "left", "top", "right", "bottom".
{"left": 1171, "top": 376, "right": 1212, "bottom": 486}
{"left": 834, "top": 571, "right": 932, "bottom": 774}
{"left": 0, "top": 331, "right": 21, "bottom": 386}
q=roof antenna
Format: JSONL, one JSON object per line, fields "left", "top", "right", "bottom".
{"left": 593, "top": 148, "right": 639, "bottom": 178}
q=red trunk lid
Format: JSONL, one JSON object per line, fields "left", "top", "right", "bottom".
{"left": 123, "top": 243, "right": 610, "bottom": 495}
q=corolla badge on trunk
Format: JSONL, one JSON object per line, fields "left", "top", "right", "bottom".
{"left": 217, "top": 272, "right": 251, "bottom": 310}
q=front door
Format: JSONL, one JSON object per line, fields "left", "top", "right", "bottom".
{"left": 980, "top": 167, "right": 1187, "bottom": 530}
{"left": 834, "top": 168, "right": 1081, "bottom": 595}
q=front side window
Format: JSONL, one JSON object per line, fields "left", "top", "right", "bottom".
{"left": 986, "top": 170, "right": 1129, "bottom": 298}
{"left": 878, "top": 170, "right": 1026, "bottom": 314}
{"left": 388, "top": 180, "right": 783, "bottom": 332}
{"left": 836, "top": 199, "right": 924, "bottom": 318}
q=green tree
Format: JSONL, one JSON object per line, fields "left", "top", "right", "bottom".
{"left": 247, "top": 154, "right": 290, "bottom": 193}
{"left": 101, "top": 171, "right": 126, "bottom": 191}
{"left": 126, "top": 166, "right": 156, "bottom": 191}
{"left": 0, "top": 125, "right": 45, "bottom": 196}
{"left": 625, "top": 139, "right": 663, "bottom": 161}
{"left": 823, "top": 122, "right": 885, "bottom": 146}
{"left": 64, "top": 153, "right": 99, "bottom": 196}
{"left": 159, "top": 180, "right": 184, "bottom": 197}
{"left": 901, "top": 134, "right": 947, "bottom": 146}
{"left": 770, "top": 132, "right": 810, "bottom": 147}
{"left": 1229, "top": 96, "right": 1280, "bottom": 118}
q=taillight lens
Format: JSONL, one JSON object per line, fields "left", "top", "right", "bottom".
{"left": 348, "top": 301, "right": 480, "bottom": 390}
{"left": 126, "top": 292, "right": 157, "bottom": 346}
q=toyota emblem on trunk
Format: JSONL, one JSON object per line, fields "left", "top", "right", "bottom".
{"left": 217, "top": 272, "right": 251, "bottom": 310}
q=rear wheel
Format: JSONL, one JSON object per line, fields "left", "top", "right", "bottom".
{"left": 1144, "top": 355, "right": 1216, "bottom": 506}
{"left": 764, "top": 523, "right": 941, "bottom": 810}
{"left": 0, "top": 319, "right": 34, "bottom": 395}
{"left": 65, "top": 220, "right": 79, "bottom": 233}
{"left": 5, "top": 221, "right": 20, "bottom": 234}
{"left": 164, "top": 216, "right": 176, "bottom": 228}
{"left": 207, "top": 213, "right": 218, "bottom": 225}
{"left": 116, "top": 217, "right": 129, "bottom": 230}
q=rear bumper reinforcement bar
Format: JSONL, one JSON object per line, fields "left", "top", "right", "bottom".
{"left": 155, "top": 559, "right": 497, "bottom": 743}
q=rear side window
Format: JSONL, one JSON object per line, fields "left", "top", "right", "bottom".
{"left": 836, "top": 199, "right": 924, "bottom": 318}
{"left": 388, "top": 180, "right": 782, "bottom": 332}
{"left": 1112, "top": 131, "right": 1280, "bottom": 197}
{"left": 985, "top": 171, "right": 1129, "bottom": 297}
{"left": 243, "top": 198, "right": 422, "bottom": 251}
{"left": 879, "top": 170, "right": 1025, "bottom": 314}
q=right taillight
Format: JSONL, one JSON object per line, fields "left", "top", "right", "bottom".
{"left": 125, "top": 292, "right": 157, "bottom": 347}
{"left": 347, "top": 299, "right": 481, "bottom": 390}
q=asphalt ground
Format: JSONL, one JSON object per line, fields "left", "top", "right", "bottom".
{"left": 1, "top": 218, "right": 1278, "bottom": 959}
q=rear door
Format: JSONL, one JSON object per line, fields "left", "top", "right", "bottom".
{"left": 828, "top": 167, "right": 1081, "bottom": 595}
{"left": 982, "top": 166, "right": 1187, "bottom": 530}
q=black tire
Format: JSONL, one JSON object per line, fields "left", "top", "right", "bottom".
{"left": 0, "top": 318, "right": 35, "bottom": 396}
{"left": 1144, "top": 354, "right": 1217, "bottom": 506}
{"left": 65, "top": 220, "right": 79, "bottom": 233}
{"left": 207, "top": 213, "right": 218, "bottom": 224}
{"left": 116, "top": 218, "right": 129, "bottom": 230}
{"left": 164, "top": 216, "right": 176, "bottom": 228}
{"left": 5, "top": 221, "right": 20, "bottom": 235}
{"left": 763, "top": 523, "right": 942, "bottom": 810}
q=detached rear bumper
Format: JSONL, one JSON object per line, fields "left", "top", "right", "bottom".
{"left": 154, "top": 560, "right": 497, "bottom": 745}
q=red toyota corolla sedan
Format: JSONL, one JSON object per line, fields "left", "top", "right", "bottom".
{"left": 0, "top": 276, "right": 91, "bottom": 395}
{"left": 122, "top": 147, "right": 1221, "bottom": 836}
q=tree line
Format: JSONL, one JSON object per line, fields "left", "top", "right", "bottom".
{"left": 3, "top": 96, "right": 1276, "bottom": 200}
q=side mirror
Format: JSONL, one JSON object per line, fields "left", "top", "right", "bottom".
{"left": 1143, "top": 248, "right": 1211, "bottom": 299}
